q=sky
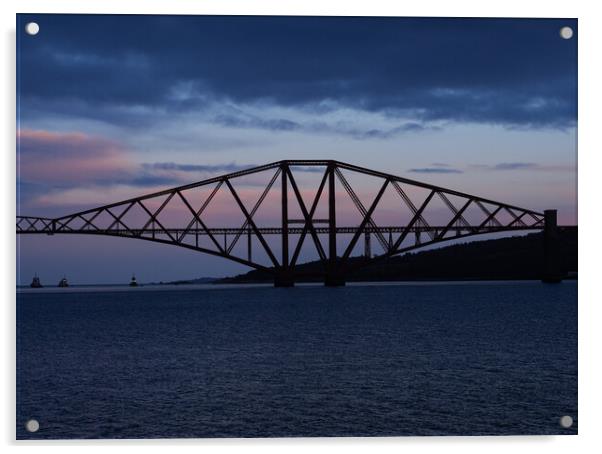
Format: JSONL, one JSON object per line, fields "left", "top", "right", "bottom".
{"left": 16, "top": 15, "right": 577, "bottom": 284}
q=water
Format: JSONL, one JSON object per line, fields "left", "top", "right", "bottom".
{"left": 16, "top": 281, "right": 577, "bottom": 438}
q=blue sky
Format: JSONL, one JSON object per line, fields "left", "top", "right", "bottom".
{"left": 16, "top": 15, "right": 577, "bottom": 284}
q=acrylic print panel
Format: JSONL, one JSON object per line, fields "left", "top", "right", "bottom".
{"left": 16, "top": 14, "right": 577, "bottom": 439}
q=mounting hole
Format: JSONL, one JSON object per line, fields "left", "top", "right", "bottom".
{"left": 559, "top": 26, "right": 573, "bottom": 40}
{"left": 25, "top": 22, "right": 40, "bottom": 36}
{"left": 559, "top": 415, "right": 573, "bottom": 428}
{"left": 25, "top": 419, "right": 39, "bottom": 433}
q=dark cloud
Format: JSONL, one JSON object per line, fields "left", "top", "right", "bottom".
{"left": 470, "top": 162, "right": 574, "bottom": 172}
{"left": 128, "top": 174, "right": 183, "bottom": 187}
{"left": 213, "top": 114, "right": 301, "bottom": 132}
{"left": 142, "top": 162, "right": 253, "bottom": 173}
{"left": 408, "top": 167, "right": 463, "bottom": 174}
{"left": 213, "top": 112, "right": 435, "bottom": 139}
{"left": 493, "top": 162, "right": 537, "bottom": 170}
{"left": 352, "top": 122, "right": 438, "bottom": 139}
{"left": 17, "top": 15, "right": 577, "bottom": 130}
{"left": 144, "top": 161, "right": 325, "bottom": 174}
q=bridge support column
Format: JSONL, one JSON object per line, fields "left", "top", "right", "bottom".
{"left": 542, "top": 209, "right": 563, "bottom": 283}
{"left": 324, "top": 163, "right": 345, "bottom": 287}
{"left": 324, "top": 270, "right": 346, "bottom": 287}
{"left": 274, "top": 269, "right": 295, "bottom": 287}
{"left": 364, "top": 231, "right": 371, "bottom": 258}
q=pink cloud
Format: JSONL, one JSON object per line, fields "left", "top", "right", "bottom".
{"left": 17, "top": 129, "right": 135, "bottom": 185}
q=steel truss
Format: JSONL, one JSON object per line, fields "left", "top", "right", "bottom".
{"left": 17, "top": 160, "right": 549, "bottom": 285}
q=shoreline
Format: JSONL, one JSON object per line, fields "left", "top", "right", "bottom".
{"left": 16, "top": 278, "right": 577, "bottom": 293}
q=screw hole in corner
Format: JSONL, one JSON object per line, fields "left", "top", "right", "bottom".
{"left": 25, "top": 22, "right": 39, "bottom": 36}
{"left": 559, "top": 26, "right": 573, "bottom": 40}
{"left": 25, "top": 419, "right": 40, "bottom": 433}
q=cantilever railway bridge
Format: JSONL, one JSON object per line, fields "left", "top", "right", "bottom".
{"left": 17, "top": 160, "right": 565, "bottom": 286}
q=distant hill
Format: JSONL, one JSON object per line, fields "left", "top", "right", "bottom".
{"left": 217, "top": 229, "right": 577, "bottom": 283}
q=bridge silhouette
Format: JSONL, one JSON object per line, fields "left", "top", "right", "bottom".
{"left": 17, "top": 160, "right": 564, "bottom": 286}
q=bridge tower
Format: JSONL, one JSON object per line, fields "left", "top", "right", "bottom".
{"left": 542, "top": 209, "right": 563, "bottom": 283}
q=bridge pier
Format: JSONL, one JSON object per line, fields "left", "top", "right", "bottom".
{"left": 274, "top": 270, "right": 295, "bottom": 287}
{"left": 542, "top": 209, "right": 563, "bottom": 283}
{"left": 324, "top": 263, "right": 346, "bottom": 287}
{"left": 324, "top": 274, "right": 346, "bottom": 286}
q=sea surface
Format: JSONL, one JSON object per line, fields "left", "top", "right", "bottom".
{"left": 16, "top": 281, "right": 577, "bottom": 439}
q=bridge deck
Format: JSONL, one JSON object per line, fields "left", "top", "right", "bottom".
{"left": 17, "top": 225, "right": 546, "bottom": 235}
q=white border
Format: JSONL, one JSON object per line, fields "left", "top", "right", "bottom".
{"left": 2, "top": 1, "right": 600, "bottom": 453}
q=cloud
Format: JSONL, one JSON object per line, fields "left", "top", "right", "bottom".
{"left": 493, "top": 162, "right": 538, "bottom": 170}
{"left": 348, "top": 122, "right": 440, "bottom": 139}
{"left": 213, "top": 114, "right": 301, "bottom": 132}
{"left": 408, "top": 167, "right": 463, "bottom": 174}
{"left": 210, "top": 109, "right": 438, "bottom": 140}
{"left": 136, "top": 161, "right": 288, "bottom": 187}
{"left": 471, "top": 162, "right": 574, "bottom": 172}
{"left": 17, "top": 130, "right": 261, "bottom": 193}
{"left": 17, "top": 15, "right": 577, "bottom": 131}
{"left": 17, "top": 129, "right": 135, "bottom": 185}
{"left": 143, "top": 161, "right": 326, "bottom": 176}
{"left": 142, "top": 162, "right": 253, "bottom": 173}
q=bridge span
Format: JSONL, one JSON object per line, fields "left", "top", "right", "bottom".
{"left": 17, "top": 160, "right": 566, "bottom": 286}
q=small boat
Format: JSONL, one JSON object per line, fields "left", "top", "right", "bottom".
{"left": 129, "top": 274, "right": 139, "bottom": 287}
{"left": 30, "top": 274, "right": 43, "bottom": 288}
{"left": 58, "top": 276, "right": 69, "bottom": 287}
